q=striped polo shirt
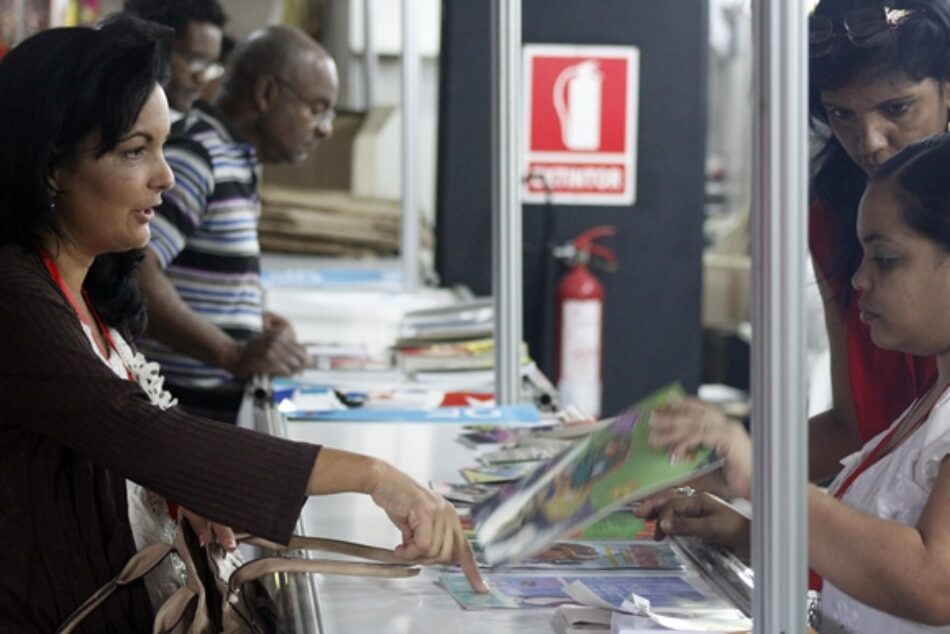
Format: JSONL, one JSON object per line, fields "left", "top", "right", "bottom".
{"left": 139, "top": 101, "right": 262, "bottom": 422}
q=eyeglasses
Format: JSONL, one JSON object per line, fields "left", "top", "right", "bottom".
{"left": 810, "top": 7, "right": 925, "bottom": 58}
{"left": 172, "top": 50, "right": 225, "bottom": 82}
{"left": 273, "top": 75, "right": 336, "bottom": 128}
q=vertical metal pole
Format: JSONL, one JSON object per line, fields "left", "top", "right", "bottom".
{"left": 401, "top": 0, "right": 421, "bottom": 290}
{"left": 363, "top": 0, "right": 378, "bottom": 110}
{"left": 751, "top": 1, "right": 809, "bottom": 632}
{"left": 14, "top": 0, "right": 26, "bottom": 44}
{"left": 491, "top": 0, "right": 523, "bottom": 405}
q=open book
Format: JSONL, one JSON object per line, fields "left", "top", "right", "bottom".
{"left": 472, "top": 384, "right": 722, "bottom": 566}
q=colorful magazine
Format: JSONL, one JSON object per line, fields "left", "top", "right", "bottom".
{"left": 460, "top": 461, "right": 547, "bottom": 484}
{"left": 567, "top": 510, "right": 653, "bottom": 540}
{"left": 472, "top": 540, "right": 684, "bottom": 570}
{"left": 478, "top": 445, "right": 556, "bottom": 464}
{"left": 440, "top": 573, "right": 728, "bottom": 611}
{"left": 472, "top": 384, "right": 722, "bottom": 566}
{"left": 430, "top": 480, "right": 500, "bottom": 505}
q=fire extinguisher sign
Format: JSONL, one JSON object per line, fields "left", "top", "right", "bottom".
{"left": 522, "top": 44, "right": 640, "bottom": 206}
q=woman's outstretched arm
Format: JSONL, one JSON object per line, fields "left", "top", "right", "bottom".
{"left": 308, "top": 447, "right": 488, "bottom": 593}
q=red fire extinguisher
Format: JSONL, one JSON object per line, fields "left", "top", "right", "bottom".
{"left": 554, "top": 225, "right": 618, "bottom": 418}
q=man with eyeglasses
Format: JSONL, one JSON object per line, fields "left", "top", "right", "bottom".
{"left": 137, "top": 25, "right": 339, "bottom": 424}
{"left": 123, "top": 0, "right": 228, "bottom": 121}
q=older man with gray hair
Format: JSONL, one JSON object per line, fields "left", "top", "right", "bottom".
{"left": 137, "top": 26, "right": 339, "bottom": 424}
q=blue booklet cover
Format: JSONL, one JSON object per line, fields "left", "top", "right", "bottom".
{"left": 287, "top": 404, "right": 541, "bottom": 424}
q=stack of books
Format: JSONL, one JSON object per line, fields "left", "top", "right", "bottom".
{"left": 395, "top": 337, "right": 531, "bottom": 375}
{"left": 258, "top": 185, "right": 414, "bottom": 257}
{"left": 395, "top": 299, "right": 494, "bottom": 347}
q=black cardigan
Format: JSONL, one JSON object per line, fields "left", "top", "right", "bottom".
{"left": 0, "top": 245, "right": 320, "bottom": 632}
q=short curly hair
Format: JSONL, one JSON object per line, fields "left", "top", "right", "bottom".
{"left": 123, "top": 0, "right": 227, "bottom": 37}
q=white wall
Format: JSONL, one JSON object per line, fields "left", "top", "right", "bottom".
{"left": 96, "top": 0, "right": 438, "bottom": 219}
{"left": 100, "top": 0, "right": 282, "bottom": 36}
{"left": 322, "top": 0, "right": 440, "bottom": 219}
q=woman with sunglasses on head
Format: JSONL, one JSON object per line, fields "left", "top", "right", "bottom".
{"left": 648, "top": 133, "right": 950, "bottom": 632}
{"left": 0, "top": 15, "right": 485, "bottom": 632}
{"left": 650, "top": 0, "right": 950, "bottom": 487}
{"left": 806, "top": 0, "right": 950, "bottom": 481}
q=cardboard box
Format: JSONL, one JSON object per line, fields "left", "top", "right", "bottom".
{"left": 702, "top": 252, "right": 750, "bottom": 331}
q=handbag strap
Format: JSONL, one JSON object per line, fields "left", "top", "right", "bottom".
{"left": 55, "top": 543, "right": 175, "bottom": 634}
{"left": 57, "top": 527, "right": 420, "bottom": 633}
{"left": 238, "top": 534, "right": 407, "bottom": 564}
{"left": 150, "top": 522, "right": 218, "bottom": 634}
{"left": 228, "top": 556, "right": 421, "bottom": 592}
{"left": 230, "top": 533, "right": 421, "bottom": 593}
{"left": 150, "top": 585, "right": 202, "bottom": 634}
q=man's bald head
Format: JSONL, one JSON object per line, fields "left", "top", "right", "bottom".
{"left": 223, "top": 25, "right": 330, "bottom": 96}
{"left": 215, "top": 25, "right": 338, "bottom": 164}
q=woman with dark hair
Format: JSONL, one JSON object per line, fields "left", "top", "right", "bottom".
{"left": 652, "top": 0, "right": 950, "bottom": 484}
{"left": 0, "top": 15, "right": 484, "bottom": 632}
{"left": 807, "top": 0, "right": 950, "bottom": 479}
{"left": 648, "top": 133, "right": 950, "bottom": 632}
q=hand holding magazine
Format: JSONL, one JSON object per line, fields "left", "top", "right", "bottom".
{"left": 472, "top": 384, "right": 722, "bottom": 566}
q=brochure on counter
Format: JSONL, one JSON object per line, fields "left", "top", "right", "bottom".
{"left": 472, "top": 384, "right": 722, "bottom": 567}
{"left": 284, "top": 404, "right": 542, "bottom": 424}
{"left": 439, "top": 573, "right": 730, "bottom": 611}
{"left": 562, "top": 578, "right": 751, "bottom": 633}
{"left": 460, "top": 461, "right": 547, "bottom": 483}
{"left": 470, "top": 540, "right": 684, "bottom": 571}
{"left": 271, "top": 377, "right": 544, "bottom": 424}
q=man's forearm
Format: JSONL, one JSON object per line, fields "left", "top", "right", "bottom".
{"left": 137, "top": 249, "right": 237, "bottom": 371}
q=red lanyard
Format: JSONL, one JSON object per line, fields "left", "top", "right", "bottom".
{"left": 42, "top": 253, "right": 176, "bottom": 517}
{"left": 833, "top": 385, "right": 946, "bottom": 499}
{"left": 40, "top": 252, "right": 129, "bottom": 377}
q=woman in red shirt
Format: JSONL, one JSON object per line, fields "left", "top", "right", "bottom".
{"left": 656, "top": 0, "right": 950, "bottom": 483}
{"left": 805, "top": 0, "right": 950, "bottom": 480}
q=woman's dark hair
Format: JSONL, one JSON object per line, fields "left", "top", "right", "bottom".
{"left": 122, "top": 0, "right": 228, "bottom": 35}
{"left": 0, "top": 14, "right": 173, "bottom": 336}
{"left": 810, "top": 0, "right": 950, "bottom": 305}
{"left": 871, "top": 132, "right": 950, "bottom": 251}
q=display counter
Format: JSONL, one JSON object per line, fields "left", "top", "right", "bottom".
{"left": 248, "top": 382, "right": 752, "bottom": 633}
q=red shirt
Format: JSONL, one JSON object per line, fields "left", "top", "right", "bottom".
{"left": 809, "top": 199, "right": 937, "bottom": 441}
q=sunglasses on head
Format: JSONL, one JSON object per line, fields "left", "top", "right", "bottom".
{"left": 810, "top": 6, "right": 926, "bottom": 58}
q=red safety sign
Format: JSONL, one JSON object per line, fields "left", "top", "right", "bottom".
{"left": 522, "top": 44, "right": 639, "bottom": 206}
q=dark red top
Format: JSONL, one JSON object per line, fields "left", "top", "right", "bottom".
{"left": 808, "top": 199, "right": 937, "bottom": 442}
{"left": 0, "top": 245, "right": 320, "bottom": 632}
